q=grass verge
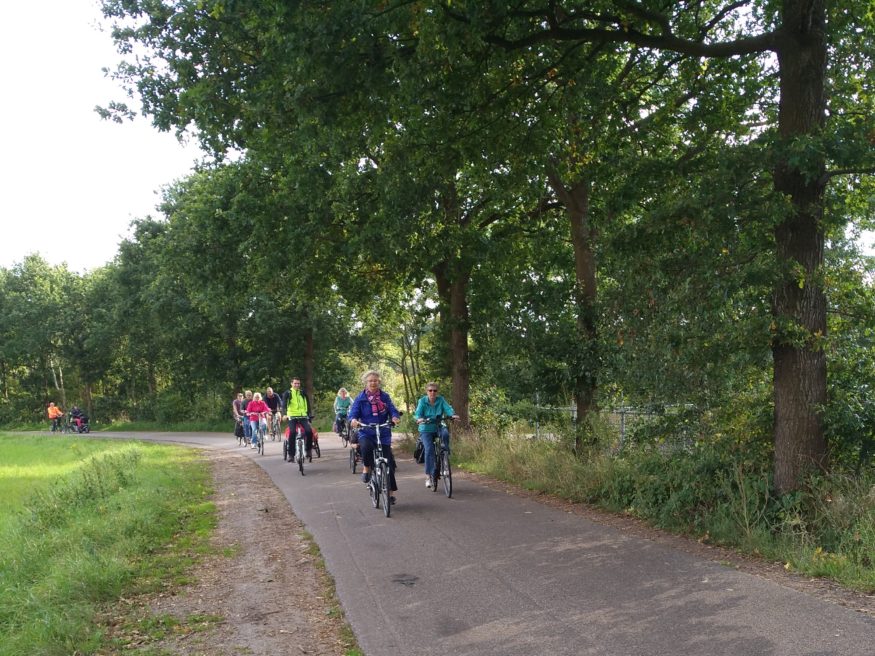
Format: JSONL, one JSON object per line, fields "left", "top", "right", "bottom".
{"left": 0, "top": 434, "right": 214, "bottom": 656}
{"left": 301, "top": 530, "right": 364, "bottom": 656}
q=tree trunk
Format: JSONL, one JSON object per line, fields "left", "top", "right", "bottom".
{"left": 58, "top": 363, "right": 67, "bottom": 409}
{"left": 548, "top": 171, "right": 599, "bottom": 448}
{"left": 303, "top": 324, "right": 315, "bottom": 400}
{"left": 434, "top": 262, "right": 472, "bottom": 427}
{"left": 771, "top": 0, "right": 828, "bottom": 493}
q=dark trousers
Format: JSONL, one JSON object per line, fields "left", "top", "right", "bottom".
{"left": 359, "top": 438, "right": 397, "bottom": 492}
{"left": 287, "top": 417, "right": 314, "bottom": 455}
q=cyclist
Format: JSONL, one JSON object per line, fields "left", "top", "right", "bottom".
{"left": 334, "top": 387, "right": 351, "bottom": 435}
{"left": 47, "top": 402, "right": 64, "bottom": 432}
{"left": 349, "top": 370, "right": 401, "bottom": 504}
{"left": 241, "top": 390, "right": 254, "bottom": 445}
{"left": 264, "top": 386, "right": 284, "bottom": 437}
{"left": 232, "top": 392, "right": 245, "bottom": 440}
{"left": 70, "top": 405, "right": 88, "bottom": 431}
{"left": 283, "top": 377, "right": 314, "bottom": 462}
{"left": 414, "top": 382, "right": 459, "bottom": 488}
{"left": 245, "top": 392, "right": 271, "bottom": 450}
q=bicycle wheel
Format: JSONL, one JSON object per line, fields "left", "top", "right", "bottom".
{"left": 341, "top": 425, "right": 349, "bottom": 448}
{"left": 440, "top": 450, "right": 452, "bottom": 498}
{"left": 297, "top": 439, "right": 305, "bottom": 475}
{"left": 378, "top": 461, "right": 391, "bottom": 517}
{"left": 314, "top": 441, "right": 321, "bottom": 458}
{"left": 349, "top": 448, "right": 357, "bottom": 473}
{"left": 258, "top": 428, "right": 265, "bottom": 455}
{"left": 369, "top": 477, "right": 380, "bottom": 508}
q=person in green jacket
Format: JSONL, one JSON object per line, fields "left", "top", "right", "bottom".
{"left": 283, "top": 378, "right": 314, "bottom": 462}
{"left": 414, "top": 382, "right": 459, "bottom": 488}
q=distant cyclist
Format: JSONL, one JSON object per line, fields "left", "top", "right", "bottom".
{"left": 47, "top": 402, "right": 64, "bottom": 432}
{"left": 349, "top": 370, "right": 401, "bottom": 504}
{"left": 245, "top": 392, "right": 270, "bottom": 449}
{"left": 264, "top": 386, "right": 284, "bottom": 435}
{"left": 334, "top": 387, "right": 351, "bottom": 435}
{"left": 231, "top": 392, "right": 245, "bottom": 440}
{"left": 414, "top": 382, "right": 459, "bottom": 488}
{"left": 283, "top": 377, "right": 314, "bottom": 462}
{"left": 241, "top": 390, "right": 254, "bottom": 445}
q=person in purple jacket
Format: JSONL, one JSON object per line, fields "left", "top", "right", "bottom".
{"left": 349, "top": 370, "right": 402, "bottom": 504}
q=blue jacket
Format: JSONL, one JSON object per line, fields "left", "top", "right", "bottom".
{"left": 414, "top": 395, "right": 455, "bottom": 433}
{"left": 348, "top": 389, "right": 400, "bottom": 445}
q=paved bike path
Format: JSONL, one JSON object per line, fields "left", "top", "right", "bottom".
{"left": 100, "top": 432, "right": 875, "bottom": 655}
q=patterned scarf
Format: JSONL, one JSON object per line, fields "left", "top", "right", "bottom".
{"left": 366, "top": 389, "right": 386, "bottom": 415}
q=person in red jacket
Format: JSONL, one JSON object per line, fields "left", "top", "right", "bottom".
{"left": 245, "top": 392, "right": 271, "bottom": 450}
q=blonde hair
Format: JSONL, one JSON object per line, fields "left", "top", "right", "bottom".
{"left": 337, "top": 387, "right": 348, "bottom": 395}
{"left": 253, "top": 392, "right": 262, "bottom": 401}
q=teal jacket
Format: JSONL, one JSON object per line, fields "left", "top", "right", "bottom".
{"left": 414, "top": 395, "right": 455, "bottom": 433}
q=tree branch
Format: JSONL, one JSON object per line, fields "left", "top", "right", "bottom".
{"left": 820, "top": 167, "right": 875, "bottom": 185}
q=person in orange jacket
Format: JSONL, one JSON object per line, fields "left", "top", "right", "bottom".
{"left": 47, "top": 402, "right": 64, "bottom": 432}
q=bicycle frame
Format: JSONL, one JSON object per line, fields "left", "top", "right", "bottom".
{"left": 357, "top": 420, "right": 394, "bottom": 517}
{"left": 421, "top": 415, "right": 453, "bottom": 498}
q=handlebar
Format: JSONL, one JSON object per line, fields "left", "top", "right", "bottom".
{"left": 353, "top": 420, "right": 397, "bottom": 429}
{"left": 417, "top": 414, "right": 457, "bottom": 424}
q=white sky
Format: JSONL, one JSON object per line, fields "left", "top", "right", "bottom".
{"left": 0, "top": 2, "right": 870, "bottom": 276}
{"left": 0, "top": 0, "right": 204, "bottom": 274}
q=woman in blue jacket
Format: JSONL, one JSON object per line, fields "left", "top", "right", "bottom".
{"left": 349, "top": 370, "right": 402, "bottom": 504}
{"left": 414, "top": 382, "right": 459, "bottom": 487}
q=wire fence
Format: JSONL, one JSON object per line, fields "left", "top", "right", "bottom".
{"left": 530, "top": 403, "right": 666, "bottom": 447}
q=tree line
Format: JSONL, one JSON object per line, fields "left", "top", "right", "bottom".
{"left": 3, "top": 1, "right": 872, "bottom": 493}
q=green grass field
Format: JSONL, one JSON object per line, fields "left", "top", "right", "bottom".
{"left": 0, "top": 433, "right": 214, "bottom": 656}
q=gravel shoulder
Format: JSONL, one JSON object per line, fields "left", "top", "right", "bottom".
{"left": 103, "top": 449, "right": 356, "bottom": 655}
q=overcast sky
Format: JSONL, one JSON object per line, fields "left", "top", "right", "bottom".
{"left": 0, "top": 0, "right": 203, "bottom": 273}
{"left": 1, "top": 2, "right": 870, "bottom": 275}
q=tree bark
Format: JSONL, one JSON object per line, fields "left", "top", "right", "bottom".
{"left": 771, "top": 0, "right": 829, "bottom": 493}
{"left": 434, "top": 262, "right": 472, "bottom": 427}
{"left": 303, "top": 324, "right": 315, "bottom": 401}
{"left": 548, "top": 170, "right": 599, "bottom": 447}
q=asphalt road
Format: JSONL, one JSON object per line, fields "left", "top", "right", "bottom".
{"left": 98, "top": 431, "right": 875, "bottom": 656}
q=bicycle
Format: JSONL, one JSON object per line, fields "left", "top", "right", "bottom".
{"left": 252, "top": 412, "right": 269, "bottom": 455}
{"left": 337, "top": 415, "right": 349, "bottom": 447}
{"left": 269, "top": 412, "right": 282, "bottom": 441}
{"left": 420, "top": 415, "right": 453, "bottom": 498}
{"left": 294, "top": 423, "right": 306, "bottom": 475}
{"left": 312, "top": 429, "right": 321, "bottom": 459}
{"left": 285, "top": 417, "right": 311, "bottom": 474}
{"left": 356, "top": 420, "right": 394, "bottom": 517}
{"left": 349, "top": 440, "right": 361, "bottom": 474}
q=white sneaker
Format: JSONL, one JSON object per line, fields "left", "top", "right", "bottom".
{"left": 425, "top": 477, "right": 432, "bottom": 488}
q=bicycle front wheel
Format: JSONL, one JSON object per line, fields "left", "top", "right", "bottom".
{"left": 297, "top": 439, "right": 305, "bottom": 475}
{"left": 440, "top": 450, "right": 452, "bottom": 498}
{"left": 369, "top": 477, "right": 380, "bottom": 509}
{"left": 378, "top": 461, "right": 391, "bottom": 517}
{"left": 349, "top": 448, "right": 357, "bottom": 473}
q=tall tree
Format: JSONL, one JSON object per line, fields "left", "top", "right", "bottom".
{"left": 439, "top": 0, "right": 875, "bottom": 492}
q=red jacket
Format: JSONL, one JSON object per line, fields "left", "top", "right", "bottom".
{"left": 245, "top": 399, "right": 270, "bottom": 421}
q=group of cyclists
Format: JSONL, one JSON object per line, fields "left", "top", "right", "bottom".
{"left": 46, "top": 402, "right": 89, "bottom": 433}
{"left": 235, "top": 370, "right": 459, "bottom": 507}
{"left": 232, "top": 379, "right": 316, "bottom": 460}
